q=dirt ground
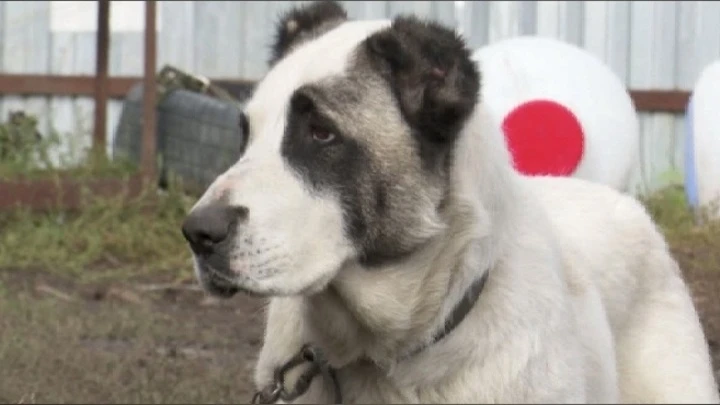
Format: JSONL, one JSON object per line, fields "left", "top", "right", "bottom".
{"left": 0, "top": 269, "right": 266, "bottom": 404}
{"left": 0, "top": 245, "right": 719, "bottom": 403}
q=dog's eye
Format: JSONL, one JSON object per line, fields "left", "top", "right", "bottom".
{"left": 310, "top": 125, "right": 335, "bottom": 144}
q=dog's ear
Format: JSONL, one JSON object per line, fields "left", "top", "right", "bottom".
{"left": 270, "top": 1, "right": 348, "bottom": 66}
{"left": 364, "top": 16, "right": 480, "bottom": 144}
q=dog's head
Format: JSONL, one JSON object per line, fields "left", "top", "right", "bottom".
{"left": 181, "top": 1, "right": 481, "bottom": 297}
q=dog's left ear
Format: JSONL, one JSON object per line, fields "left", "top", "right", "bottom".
{"left": 364, "top": 16, "right": 480, "bottom": 143}
{"left": 270, "top": 1, "right": 348, "bottom": 66}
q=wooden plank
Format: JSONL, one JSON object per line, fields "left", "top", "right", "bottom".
{"left": 141, "top": 0, "right": 158, "bottom": 181}
{"left": 93, "top": 0, "right": 110, "bottom": 154}
{"left": 629, "top": 90, "right": 689, "bottom": 113}
{"left": 0, "top": 74, "right": 141, "bottom": 98}
{"left": 0, "top": 174, "right": 144, "bottom": 211}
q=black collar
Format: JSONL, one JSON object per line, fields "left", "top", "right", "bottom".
{"left": 402, "top": 269, "right": 490, "bottom": 360}
{"left": 251, "top": 270, "right": 491, "bottom": 404}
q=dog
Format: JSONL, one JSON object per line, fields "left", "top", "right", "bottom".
{"left": 181, "top": 2, "right": 719, "bottom": 402}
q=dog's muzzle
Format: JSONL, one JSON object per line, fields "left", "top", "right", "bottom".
{"left": 196, "top": 263, "right": 240, "bottom": 298}
{"left": 182, "top": 201, "right": 249, "bottom": 297}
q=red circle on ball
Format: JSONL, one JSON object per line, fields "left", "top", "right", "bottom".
{"left": 502, "top": 99, "right": 585, "bottom": 176}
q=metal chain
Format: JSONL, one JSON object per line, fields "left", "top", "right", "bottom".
{"left": 251, "top": 344, "right": 342, "bottom": 404}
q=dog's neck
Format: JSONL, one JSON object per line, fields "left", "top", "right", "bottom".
{"left": 303, "top": 198, "right": 497, "bottom": 370}
{"left": 301, "top": 106, "right": 519, "bottom": 371}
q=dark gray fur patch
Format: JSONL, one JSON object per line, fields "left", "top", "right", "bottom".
{"left": 269, "top": 1, "right": 348, "bottom": 67}
{"left": 363, "top": 16, "right": 481, "bottom": 145}
{"left": 279, "top": 14, "right": 481, "bottom": 267}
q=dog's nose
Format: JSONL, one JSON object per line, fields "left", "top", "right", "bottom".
{"left": 181, "top": 203, "right": 248, "bottom": 255}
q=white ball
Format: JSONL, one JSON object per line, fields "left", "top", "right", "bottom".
{"left": 472, "top": 36, "right": 640, "bottom": 191}
{"left": 686, "top": 60, "right": 720, "bottom": 217}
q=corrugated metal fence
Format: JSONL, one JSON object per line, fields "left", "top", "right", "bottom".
{"left": 1, "top": 1, "right": 720, "bottom": 193}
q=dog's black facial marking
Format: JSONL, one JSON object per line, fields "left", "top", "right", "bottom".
{"left": 282, "top": 87, "right": 360, "bottom": 188}
{"left": 281, "top": 85, "right": 420, "bottom": 268}
{"left": 363, "top": 15, "right": 480, "bottom": 146}
{"left": 270, "top": 1, "right": 348, "bottom": 66}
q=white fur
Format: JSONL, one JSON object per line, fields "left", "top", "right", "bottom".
{"left": 191, "top": 19, "right": 719, "bottom": 404}
{"left": 192, "top": 20, "right": 390, "bottom": 295}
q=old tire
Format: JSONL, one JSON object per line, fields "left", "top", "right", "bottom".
{"left": 113, "top": 83, "right": 253, "bottom": 192}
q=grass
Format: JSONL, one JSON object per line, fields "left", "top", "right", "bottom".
{"left": 0, "top": 112, "right": 194, "bottom": 283}
{"left": 0, "top": 180, "right": 196, "bottom": 283}
{"left": 641, "top": 184, "right": 720, "bottom": 271}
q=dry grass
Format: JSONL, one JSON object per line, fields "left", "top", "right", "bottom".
{"left": 641, "top": 184, "right": 720, "bottom": 272}
{"left": 0, "top": 179, "right": 195, "bottom": 284}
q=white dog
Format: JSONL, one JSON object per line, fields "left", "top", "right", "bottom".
{"left": 181, "top": 2, "right": 719, "bottom": 402}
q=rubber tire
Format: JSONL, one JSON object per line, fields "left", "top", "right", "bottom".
{"left": 113, "top": 83, "right": 253, "bottom": 191}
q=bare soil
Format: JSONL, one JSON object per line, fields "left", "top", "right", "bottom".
{"left": 0, "top": 269, "right": 266, "bottom": 404}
